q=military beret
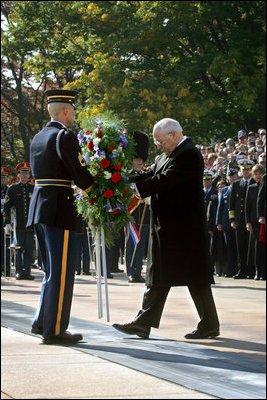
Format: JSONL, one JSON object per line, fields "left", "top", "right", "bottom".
{"left": 132, "top": 130, "right": 149, "bottom": 162}
{"left": 16, "top": 162, "right": 31, "bottom": 172}
{"left": 45, "top": 89, "right": 78, "bottom": 108}
{"left": 203, "top": 169, "right": 214, "bottom": 180}
{"left": 238, "top": 159, "right": 254, "bottom": 169}
{"left": 1, "top": 167, "right": 11, "bottom": 176}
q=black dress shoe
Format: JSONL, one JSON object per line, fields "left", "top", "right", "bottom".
{"left": 184, "top": 328, "right": 220, "bottom": 339}
{"left": 128, "top": 275, "right": 145, "bottom": 283}
{"left": 112, "top": 322, "right": 150, "bottom": 339}
{"left": 23, "top": 274, "right": 35, "bottom": 280}
{"left": 15, "top": 272, "right": 24, "bottom": 280}
{"left": 75, "top": 271, "right": 81, "bottom": 275}
{"left": 82, "top": 271, "right": 91, "bottom": 275}
{"left": 233, "top": 273, "right": 246, "bottom": 279}
{"left": 42, "top": 331, "right": 83, "bottom": 345}
{"left": 111, "top": 268, "right": 124, "bottom": 273}
{"left": 31, "top": 326, "right": 43, "bottom": 335}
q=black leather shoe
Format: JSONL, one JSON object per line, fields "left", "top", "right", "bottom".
{"left": 42, "top": 331, "right": 83, "bottom": 345}
{"left": 82, "top": 271, "right": 91, "bottom": 275}
{"left": 112, "top": 322, "right": 150, "bottom": 339}
{"left": 15, "top": 272, "right": 24, "bottom": 280}
{"left": 233, "top": 273, "right": 246, "bottom": 279}
{"left": 184, "top": 328, "right": 220, "bottom": 339}
{"left": 111, "top": 268, "right": 124, "bottom": 273}
{"left": 31, "top": 326, "right": 43, "bottom": 335}
{"left": 23, "top": 274, "right": 35, "bottom": 280}
{"left": 128, "top": 275, "right": 145, "bottom": 283}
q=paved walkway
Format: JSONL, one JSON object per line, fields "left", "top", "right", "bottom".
{"left": 1, "top": 265, "right": 266, "bottom": 399}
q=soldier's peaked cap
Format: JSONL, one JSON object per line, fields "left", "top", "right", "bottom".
{"left": 45, "top": 89, "right": 78, "bottom": 108}
{"left": 1, "top": 167, "right": 11, "bottom": 176}
{"left": 132, "top": 130, "right": 149, "bottom": 162}
{"left": 16, "top": 162, "right": 30, "bottom": 172}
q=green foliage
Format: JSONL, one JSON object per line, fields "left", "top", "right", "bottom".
{"left": 1, "top": 0, "right": 266, "bottom": 163}
{"left": 75, "top": 113, "right": 136, "bottom": 247}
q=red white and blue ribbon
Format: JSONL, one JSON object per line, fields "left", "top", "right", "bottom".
{"left": 129, "top": 222, "right": 141, "bottom": 246}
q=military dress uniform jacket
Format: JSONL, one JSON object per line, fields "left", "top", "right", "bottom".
{"left": 229, "top": 178, "right": 255, "bottom": 227}
{"left": 216, "top": 185, "right": 232, "bottom": 231}
{"left": 245, "top": 183, "right": 260, "bottom": 224}
{"left": 133, "top": 137, "right": 213, "bottom": 287}
{"left": 27, "top": 121, "right": 94, "bottom": 231}
{"left": 257, "top": 174, "right": 266, "bottom": 219}
{"left": 4, "top": 182, "right": 33, "bottom": 231}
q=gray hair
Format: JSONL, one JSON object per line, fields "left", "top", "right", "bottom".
{"left": 153, "top": 118, "right": 183, "bottom": 135}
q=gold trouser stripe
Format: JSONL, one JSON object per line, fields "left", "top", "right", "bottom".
{"left": 48, "top": 95, "right": 75, "bottom": 99}
{"left": 55, "top": 230, "right": 69, "bottom": 336}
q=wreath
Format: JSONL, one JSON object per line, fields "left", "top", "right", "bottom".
{"left": 75, "top": 114, "right": 136, "bottom": 247}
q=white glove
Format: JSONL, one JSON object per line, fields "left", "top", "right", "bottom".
{"left": 144, "top": 197, "right": 151, "bottom": 205}
{"left": 4, "top": 224, "right": 12, "bottom": 235}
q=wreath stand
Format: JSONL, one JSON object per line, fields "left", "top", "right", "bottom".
{"left": 95, "top": 228, "right": 110, "bottom": 322}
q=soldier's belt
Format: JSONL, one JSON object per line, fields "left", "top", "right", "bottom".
{"left": 35, "top": 179, "right": 72, "bottom": 188}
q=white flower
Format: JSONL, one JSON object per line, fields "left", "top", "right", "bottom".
{"left": 84, "top": 152, "right": 91, "bottom": 165}
{"left": 93, "top": 138, "right": 101, "bottom": 146}
{"left": 103, "top": 171, "right": 112, "bottom": 179}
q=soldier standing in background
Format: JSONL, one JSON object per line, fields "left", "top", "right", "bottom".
{"left": 3, "top": 163, "right": 34, "bottom": 280}
{"left": 1, "top": 167, "right": 11, "bottom": 276}
{"left": 229, "top": 159, "right": 255, "bottom": 279}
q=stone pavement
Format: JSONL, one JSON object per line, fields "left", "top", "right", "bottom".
{"left": 1, "top": 265, "right": 266, "bottom": 399}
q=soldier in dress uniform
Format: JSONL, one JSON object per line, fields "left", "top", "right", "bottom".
{"left": 229, "top": 159, "right": 255, "bottom": 279}
{"left": 126, "top": 131, "right": 150, "bottom": 283}
{"left": 216, "top": 168, "right": 239, "bottom": 277}
{"left": 1, "top": 167, "right": 11, "bottom": 275}
{"left": 245, "top": 164, "right": 266, "bottom": 280}
{"left": 3, "top": 163, "right": 34, "bottom": 280}
{"left": 27, "top": 89, "right": 94, "bottom": 345}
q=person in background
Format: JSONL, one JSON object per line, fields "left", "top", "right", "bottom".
{"left": 1, "top": 167, "right": 11, "bottom": 276}
{"left": 216, "top": 169, "right": 239, "bottom": 277}
{"left": 229, "top": 159, "right": 255, "bottom": 279}
{"left": 207, "top": 179, "right": 227, "bottom": 277}
{"left": 113, "top": 118, "right": 219, "bottom": 340}
{"left": 3, "top": 163, "right": 34, "bottom": 280}
{"left": 126, "top": 130, "right": 150, "bottom": 283}
{"left": 27, "top": 89, "right": 94, "bottom": 345}
{"left": 245, "top": 165, "right": 266, "bottom": 280}
{"left": 257, "top": 173, "right": 266, "bottom": 280}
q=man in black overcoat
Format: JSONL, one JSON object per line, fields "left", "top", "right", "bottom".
{"left": 113, "top": 118, "right": 220, "bottom": 339}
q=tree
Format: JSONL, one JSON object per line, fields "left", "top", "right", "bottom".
{"left": 1, "top": 0, "right": 266, "bottom": 169}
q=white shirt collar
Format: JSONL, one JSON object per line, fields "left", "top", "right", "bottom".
{"left": 177, "top": 136, "right": 188, "bottom": 147}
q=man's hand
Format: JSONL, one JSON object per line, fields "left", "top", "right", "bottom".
{"left": 246, "top": 222, "right": 253, "bottom": 232}
{"left": 217, "top": 224, "right": 223, "bottom": 231}
{"left": 259, "top": 216, "right": 266, "bottom": 224}
{"left": 231, "top": 221, "right": 237, "bottom": 230}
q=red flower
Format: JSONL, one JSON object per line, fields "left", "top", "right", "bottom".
{"left": 88, "top": 142, "right": 94, "bottom": 150}
{"left": 85, "top": 130, "right": 92, "bottom": 135}
{"left": 89, "top": 197, "right": 96, "bottom": 205}
{"left": 113, "top": 210, "right": 120, "bottom": 215}
{"left": 111, "top": 173, "right": 122, "bottom": 183}
{"left": 100, "top": 159, "right": 110, "bottom": 168}
{"left": 113, "top": 161, "right": 122, "bottom": 171}
{"left": 97, "top": 129, "right": 103, "bottom": 138}
{"left": 104, "top": 190, "right": 113, "bottom": 198}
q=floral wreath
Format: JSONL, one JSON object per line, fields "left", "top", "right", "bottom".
{"left": 75, "top": 115, "right": 136, "bottom": 247}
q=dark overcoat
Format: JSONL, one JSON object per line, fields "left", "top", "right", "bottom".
{"left": 134, "top": 137, "right": 214, "bottom": 287}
